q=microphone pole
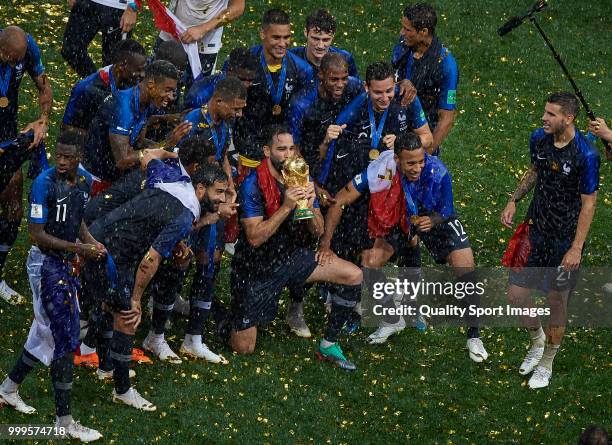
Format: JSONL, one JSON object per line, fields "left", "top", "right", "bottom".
{"left": 529, "top": 16, "right": 612, "bottom": 157}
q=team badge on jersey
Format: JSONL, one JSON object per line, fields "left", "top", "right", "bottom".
{"left": 31, "top": 204, "right": 43, "bottom": 219}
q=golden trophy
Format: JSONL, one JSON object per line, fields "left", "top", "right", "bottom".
{"left": 282, "top": 155, "right": 315, "bottom": 221}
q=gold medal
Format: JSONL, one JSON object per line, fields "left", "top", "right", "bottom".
{"left": 272, "top": 104, "right": 282, "bottom": 116}
{"left": 410, "top": 215, "right": 419, "bottom": 225}
{"left": 369, "top": 149, "right": 380, "bottom": 160}
{"left": 0, "top": 96, "right": 8, "bottom": 108}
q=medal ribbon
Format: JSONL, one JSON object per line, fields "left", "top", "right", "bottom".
{"left": 203, "top": 111, "right": 227, "bottom": 161}
{"left": 400, "top": 175, "right": 419, "bottom": 220}
{"left": 260, "top": 52, "right": 287, "bottom": 106}
{"left": 108, "top": 67, "right": 117, "bottom": 94}
{"left": 368, "top": 98, "right": 389, "bottom": 149}
{"left": 0, "top": 63, "right": 11, "bottom": 98}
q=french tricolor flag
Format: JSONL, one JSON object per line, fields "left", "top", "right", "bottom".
{"left": 146, "top": 0, "right": 202, "bottom": 79}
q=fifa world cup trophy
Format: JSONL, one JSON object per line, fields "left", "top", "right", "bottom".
{"left": 282, "top": 156, "right": 315, "bottom": 221}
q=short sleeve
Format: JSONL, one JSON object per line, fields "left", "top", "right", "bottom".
{"left": 435, "top": 171, "right": 455, "bottom": 219}
{"left": 529, "top": 129, "right": 545, "bottom": 164}
{"left": 29, "top": 172, "right": 50, "bottom": 223}
{"left": 239, "top": 173, "right": 264, "bottom": 219}
{"left": 409, "top": 96, "right": 428, "bottom": 129}
{"left": 352, "top": 168, "right": 370, "bottom": 193}
{"left": 437, "top": 50, "right": 459, "bottom": 111}
{"left": 25, "top": 35, "right": 44, "bottom": 78}
{"left": 109, "top": 93, "right": 133, "bottom": 136}
{"left": 579, "top": 146, "right": 600, "bottom": 195}
{"left": 151, "top": 208, "right": 193, "bottom": 258}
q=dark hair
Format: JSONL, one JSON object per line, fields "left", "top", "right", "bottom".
{"left": 305, "top": 9, "right": 336, "bottom": 35}
{"left": 547, "top": 92, "right": 580, "bottom": 118}
{"left": 179, "top": 135, "right": 216, "bottom": 166}
{"left": 112, "top": 39, "right": 146, "bottom": 65}
{"left": 145, "top": 60, "right": 179, "bottom": 82}
{"left": 191, "top": 163, "right": 228, "bottom": 187}
{"left": 227, "top": 47, "right": 259, "bottom": 74}
{"left": 214, "top": 76, "right": 247, "bottom": 101}
{"left": 264, "top": 124, "right": 292, "bottom": 147}
{"left": 262, "top": 9, "right": 290, "bottom": 27}
{"left": 320, "top": 53, "right": 349, "bottom": 73}
{"left": 403, "top": 3, "right": 437, "bottom": 36}
{"left": 578, "top": 425, "right": 609, "bottom": 445}
{"left": 56, "top": 130, "right": 84, "bottom": 151}
{"left": 393, "top": 132, "right": 423, "bottom": 156}
{"left": 155, "top": 40, "right": 188, "bottom": 70}
{"left": 365, "top": 61, "right": 395, "bottom": 85}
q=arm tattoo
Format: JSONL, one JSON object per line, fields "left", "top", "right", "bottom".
{"left": 511, "top": 166, "right": 537, "bottom": 202}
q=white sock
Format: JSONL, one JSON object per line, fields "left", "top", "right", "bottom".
{"left": 184, "top": 334, "right": 202, "bottom": 346}
{"left": 56, "top": 415, "right": 74, "bottom": 427}
{"left": 320, "top": 339, "right": 335, "bottom": 348}
{"left": 539, "top": 343, "right": 560, "bottom": 370}
{"left": 148, "top": 331, "right": 164, "bottom": 342}
{"left": 529, "top": 326, "right": 545, "bottom": 348}
{"left": 1, "top": 376, "right": 19, "bottom": 393}
{"left": 80, "top": 342, "right": 96, "bottom": 355}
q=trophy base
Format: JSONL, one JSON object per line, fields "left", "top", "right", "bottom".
{"left": 293, "top": 207, "right": 315, "bottom": 221}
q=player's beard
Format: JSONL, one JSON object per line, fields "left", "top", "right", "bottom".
{"left": 270, "top": 156, "right": 285, "bottom": 173}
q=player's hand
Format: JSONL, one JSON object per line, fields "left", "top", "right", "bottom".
{"left": 120, "top": 299, "right": 142, "bottom": 329}
{"left": 415, "top": 216, "right": 432, "bottom": 232}
{"left": 399, "top": 79, "right": 417, "bottom": 107}
{"left": 500, "top": 201, "right": 516, "bottom": 228}
{"left": 323, "top": 124, "right": 347, "bottom": 145}
{"left": 282, "top": 187, "right": 306, "bottom": 210}
{"left": 165, "top": 121, "right": 193, "bottom": 148}
{"left": 226, "top": 185, "right": 237, "bottom": 204}
{"left": 561, "top": 246, "right": 582, "bottom": 272}
{"left": 67, "top": 0, "right": 76, "bottom": 8}
{"left": 218, "top": 202, "right": 239, "bottom": 219}
{"left": 382, "top": 134, "right": 396, "bottom": 149}
{"left": 140, "top": 148, "right": 178, "bottom": 169}
{"left": 316, "top": 243, "right": 335, "bottom": 266}
{"left": 180, "top": 23, "right": 211, "bottom": 44}
{"left": 305, "top": 182, "right": 316, "bottom": 208}
{"left": 588, "top": 118, "right": 612, "bottom": 141}
{"left": 77, "top": 243, "right": 106, "bottom": 261}
{"left": 315, "top": 184, "right": 335, "bottom": 208}
{"left": 119, "top": 7, "right": 137, "bottom": 33}
{"left": 22, "top": 118, "right": 48, "bottom": 149}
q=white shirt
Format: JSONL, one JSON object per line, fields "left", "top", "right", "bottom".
{"left": 90, "top": 0, "right": 129, "bottom": 11}
{"left": 159, "top": 0, "right": 228, "bottom": 54}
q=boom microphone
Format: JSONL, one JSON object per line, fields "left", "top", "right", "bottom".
{"left": 497, "top": 0, "right": 547, "bottom": 36}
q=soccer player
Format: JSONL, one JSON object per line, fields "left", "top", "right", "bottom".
{"left": 233, "top": 9, "right": 314, "bottom": 168}
{"left": 288, "top": 52, "right": 363, "bottom": 173}
{"left": 0, "top": 26, "right": 52, "bottom": 304}
{"left": 290, "top": 9, "right": 359, "bottom": 78}
{"left": 183, "top": 76, "right": 247, "bottom": 200}
{"left": 320, "top": 131, "right": 488, "bottom": 360}
{"left": 283, "top": 52, "right": 363, "bottom": 337}
{"left": 0, "top": 132, "right": 104, "bottom": 442}
{"left": 61, "top": 0, "right": 140, "bottom": 77}
{"left": 392, "top": 3, "right": 458, "bottom": 155}
{"left": 179, "top": 164, "right": 230, "bottom": 363}
{"left": 229, "top": 125, "right": 363, "bottom": 371}
{"left": 82, "top": 60, "right": 190, "bottom": 195}
{"left": 158, "top": 0, "right": 245, "bottom": 79}
{"left": 501, "top": 93, "right": 599, "bottom": 389}
{"left": 87, "top": 164, "right": 215, "bottom": 411}
{"left": 317, "top": 61, "right": 431, "bottom": 260}
{"left": 62, "top": 39, "right": 147, "bottom": 136}
{"left": 184, "top": 47, "right": 258, "bottom": 110}
{"left": 76, "top": 136, "right": 214, "bottom": 369}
